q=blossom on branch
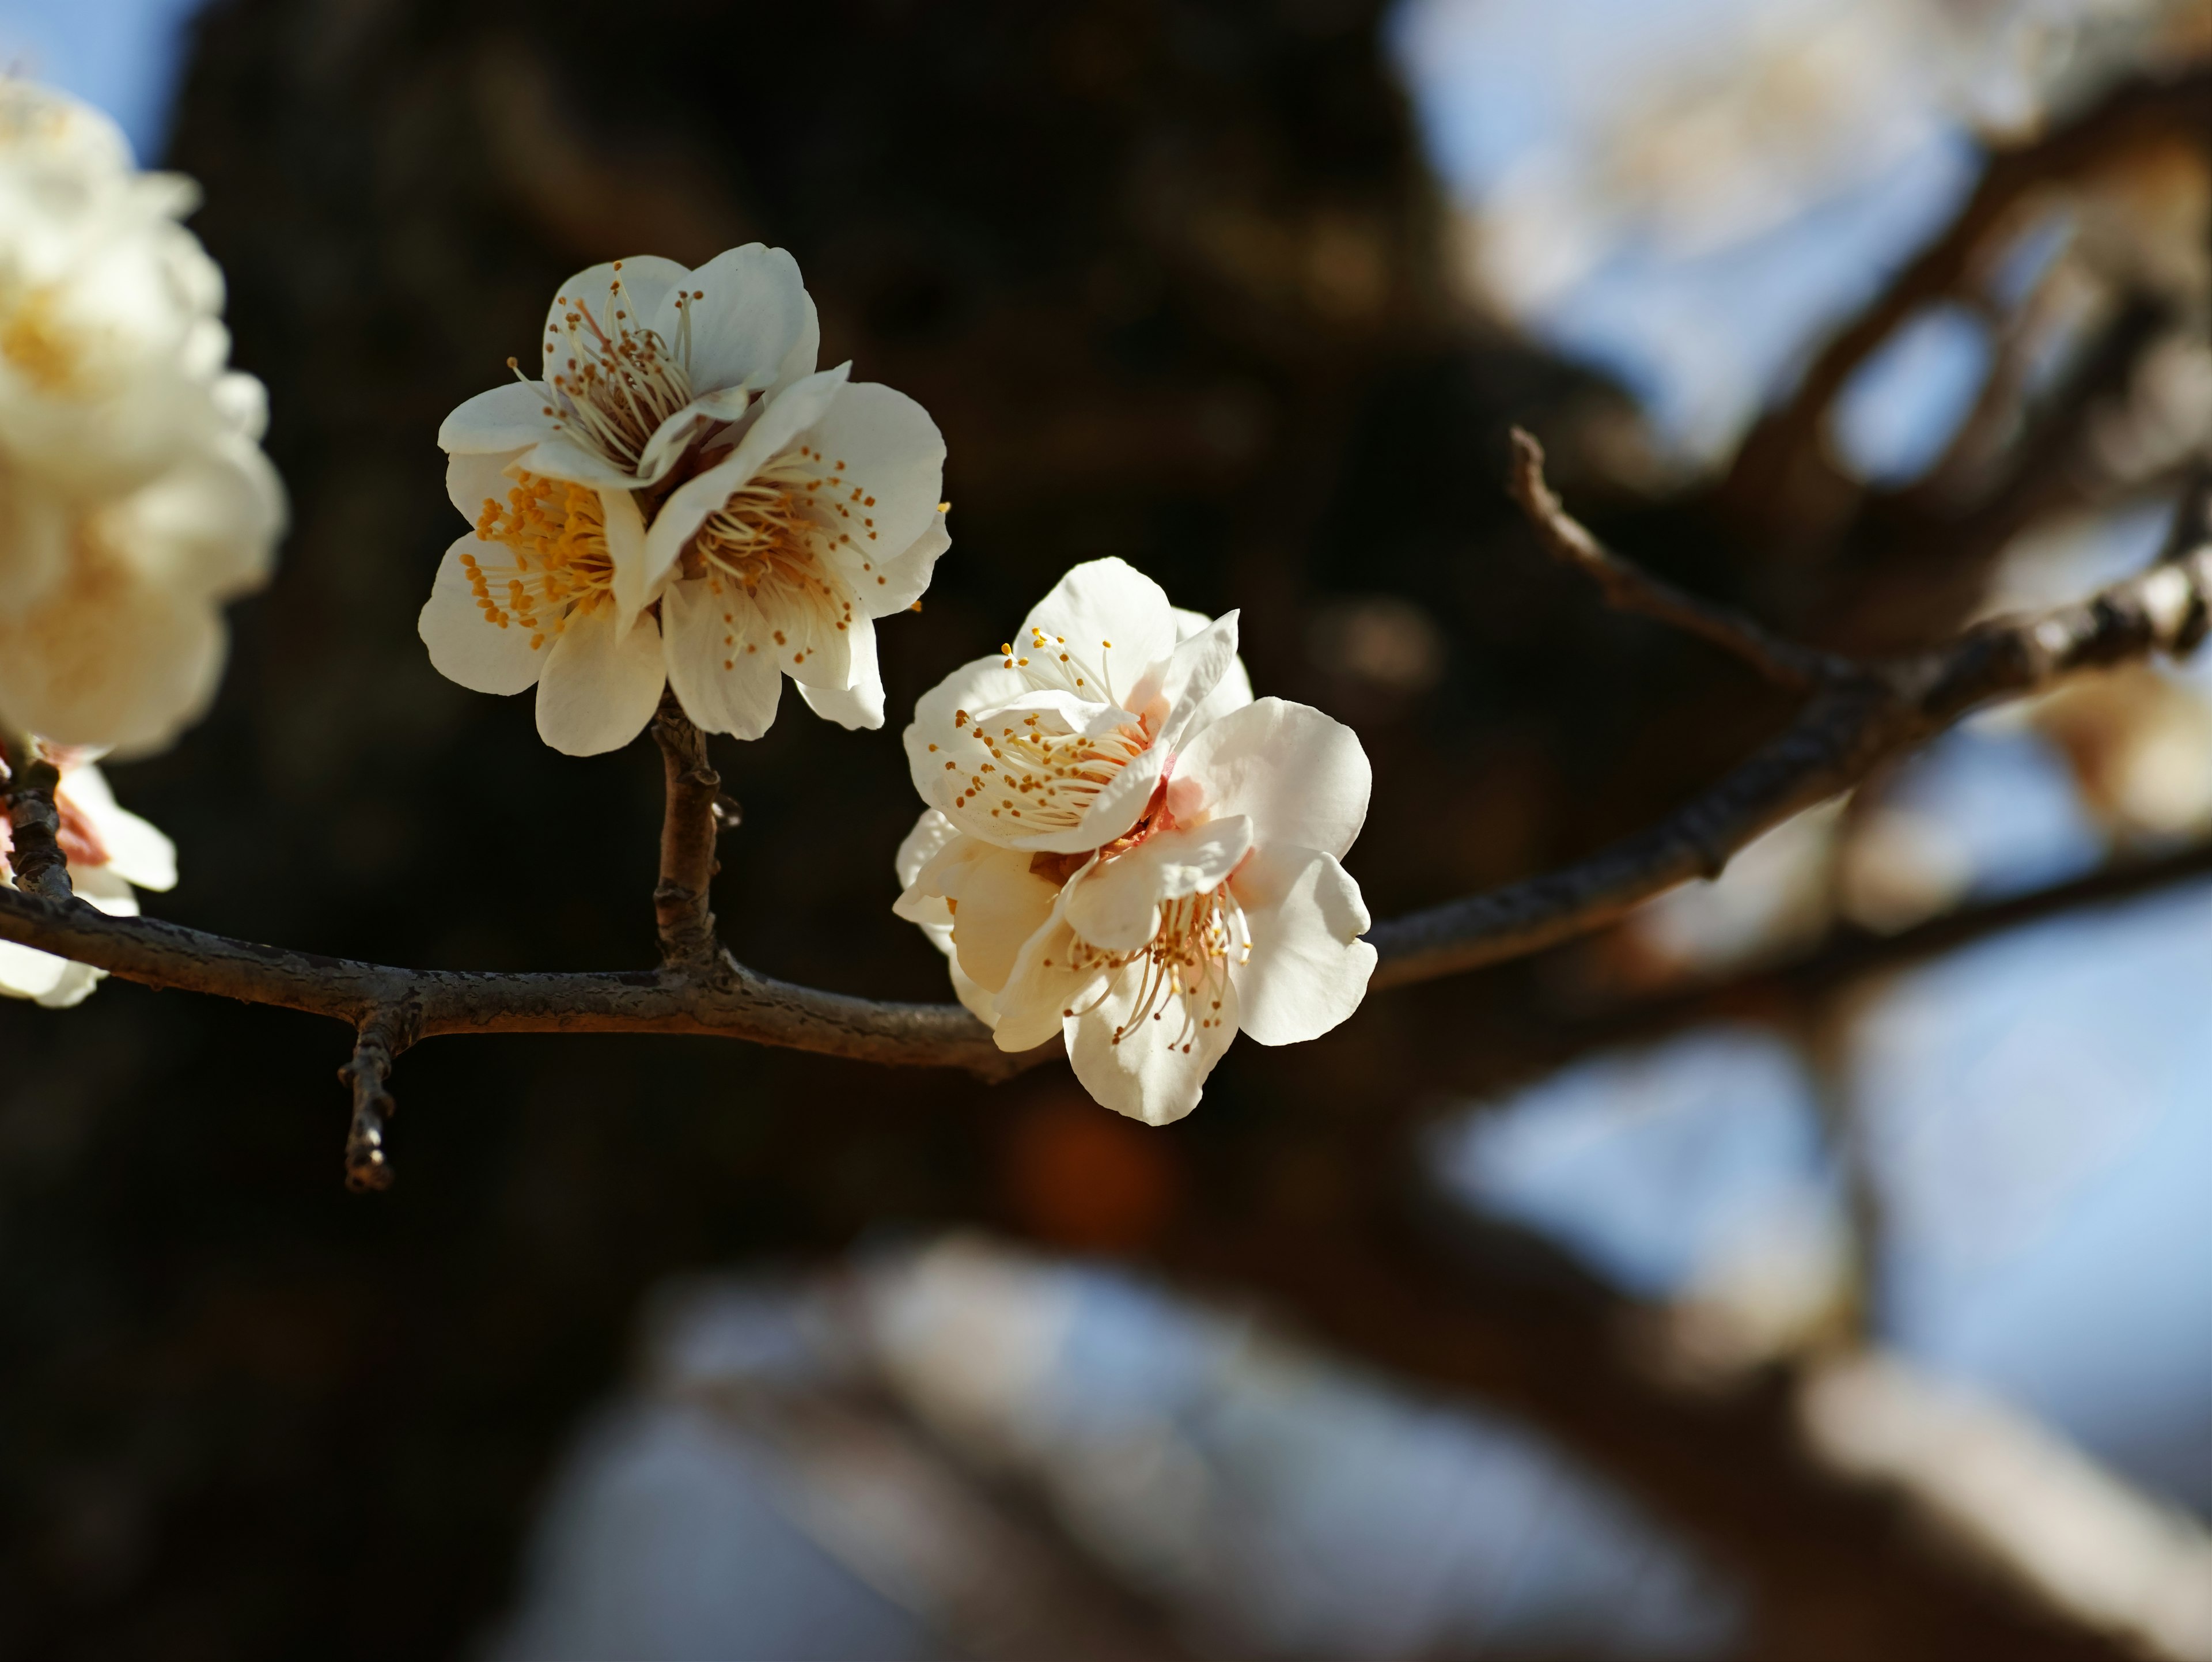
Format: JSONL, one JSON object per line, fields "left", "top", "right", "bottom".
{"left": 0, "top": 82, "right": 285, "bottom": 754}
{"left": 423, "top": 247, "right": 946, "bottom": 754}
{"left": 895, "top": 558, "right": 1376, "bottom": 1123}
{"left": 0, "top": 749, "right": 175, "bottom": 1007}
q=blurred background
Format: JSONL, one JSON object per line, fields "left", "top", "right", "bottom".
{"left": 1, "top": 0, "right": 2209, "bottom": 1656}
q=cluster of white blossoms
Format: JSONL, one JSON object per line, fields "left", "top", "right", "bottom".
{"left": 0, "top": 749, "right": 175, "bottom": 1006}
{"left": 422, "top": 247, "right": 948, "bottom": 754}
{"left": 894, "top": 559, "right": 1376, "bottom": 1123}
{"left": 0, "top": 82, "right": 285, "bottom": 755}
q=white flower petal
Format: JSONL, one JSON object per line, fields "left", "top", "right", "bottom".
{"left": 600, "top": 484, "right": 657, "bottom": 623}
{"left": 1228, "top": 846, "right": 1375, "bottom": 1046}
{"left": 1133, "top": 609, "right": 1238, "bottom": 751}
{"left": 533, "top": 602, "right": 665, "bottom": 756}
{"left": 797, "top": 614, "right": 885, "bottom": 729}
{"left": 419, "top": 533, "right": 547, "bottom": 696}
{"left": 895, "top": 807, "right": 961, "bottom": 890}
{"left": 865, "top": 508, "right": 950, "bottom": 618}
{"left": 641, "top": 364, "right": 853, "bottom": 581}
{"left": 0, "top": 471, "right": 75, "bottom": 617}
{"left": 902, "top": 652, "right": 1033, "bottom": 804}
{"left": 1176, "top": 696, "right": 1371, "bottom": 860}
{"left": 58, "top": 763, "right": 175, "bottom": 890}
{"left": 990, "top": 872, "right": 1108, "bottom": 1053}
{"left": 937, "top": 842, "right": 1058, "bottom": 994}
{"left": 1065, "top": 965, "right": 1240, "bottom": 1126}
{"left": 663, "top": 244, "right": 813, "bottom": 398}
{"left": 802, "top": 381, "right": 945, "bottom": 581}
{"left": 662, "top": 577, "right": 786, "bottom": 740}
{"left": 1065, "top": 816, "right": 1252, "bottom": 952}
{"left": 516, "top": 433, "right": 643, "bottom": 492}
{"left": 633, "top": 381, "right": 759, "bottom": 486}
{"left": 438, "top": 380, "right": 556, "bottom": 455}
{"left": 1020, "top": 557, "right": 1180, "bottom": 710}
{"left": 446, "top": 450, "right": 522, "bottom": 524}
{"left": 540, "top": 257, "right": 694, "bottom": 381}
{"left": 0, "top": 559, "right": 222, "bottom": 754}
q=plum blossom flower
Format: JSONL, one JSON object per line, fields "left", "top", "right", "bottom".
{"left": 0, "top": 82, "right": 285, "bottom": 754}
{"left": 0, "top": 748, "right": 176, "bottom": 1008}
{"left": 894, "top": 558, "right": 1375, "bottom": 1124}
{"left": 422, "top": 247, "right": 947, "bottom": 754}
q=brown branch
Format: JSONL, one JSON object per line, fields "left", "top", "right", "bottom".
{"left": 1509, "top": 430, "right": 1846, "bottom": 690}
{"left": 2, "top": 733, "right": 75, "bottom": 903}
{"left": 338, "top": 1006, "right": 414, "bottom": 1192}
{"left": 652, "top": 689, "right": 722, "bottom": 971}
{"left": 0, "top": 456, "right": 2206, "bottom": 1081}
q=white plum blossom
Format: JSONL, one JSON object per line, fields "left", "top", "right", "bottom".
{"left": 422, "top": 247, "right": 948, "bottom": 755}
{"left": 895, "top": 558, "right": 1376, "bottom": 1124}
{"left": 0, "top": 748, "right": 176, "bottom": 1007}
{"left": 0, "top": 81, "right": 285, "bottom": 754}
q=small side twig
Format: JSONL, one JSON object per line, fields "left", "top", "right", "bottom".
{"left": 1508, "top": 430, "right": 1850, "bottom": 691}
{"left": 651, "top": 689, "right": 723, "bottom": 973}
{"left": 339, "top": 1008, "right": 415, "bottom": 1192}
{"left": 1, "top": 733, "right": 75, "bottom": 903}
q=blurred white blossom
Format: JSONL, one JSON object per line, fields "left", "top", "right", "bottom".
{"left": 423, "top": 248, "right": 946, "bottom": 755}
{"left": 895, "top": 559, "right": 1374, "bottom": 1124}
{"left": 0, "top": 80, "right": 283, "bottom": 754}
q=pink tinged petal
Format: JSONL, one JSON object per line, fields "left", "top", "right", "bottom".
{"left": 1228, "top": 846, "right": 1376, "bottom": 1046}
{"left": 439, "top": 380, "right": 558, "bottom": 455}
{"left": 599, "top": 486, "right": 658, "bottom": 623}
{"left": 1171, "top": 604, "right": 1255, "bottom": 730}
{"left": 58, "top": 764, "right": 175, "bottom": 891}
{"left": 540, "top": 257, "right": 694, "bottom": 381}
{"left": 641, "top": 364, "right": 854, "bottom": 580}
{"left": 800, "top": 381, "right": 946, "bottom": 577}
{"left": 1175, "top": 696, "right": 1372, "bottom": 861}
{"left": 533, "top": 603, "right": 666, "bottom": 756}
{"left": 1065, "top": 816, "right": 1252, "bottom": 952}
{"left": 797, "top": 614, "right": 885, "bottom": 730}
{"left": 446, "top": 450, "right": 522, "bottom": 525}
{"left": 1134, "top": 609, "right": 1240, "bottom": 751}
{"left": 664, "top": 244, "right": 814, "bottom": 396}
{"left": 1020, "top": 558, "right": 1180, "bottom": 709}
{"left": 662, "top": 577, "right": 786, "bottom": 740}
{"left": 863, "top": 509, "right": 949, "bottom": 619}
{"left": 419, "top": 533, "right": 546, "bottom": 696}
{"left": 1065, "top": 967, "right": 1240, "bottom": 1126}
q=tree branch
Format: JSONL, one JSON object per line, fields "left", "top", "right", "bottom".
{"left": 2, "top": 733, "right": 75, "bottom": 903}
{"left": 0, "top": 452, "right": 2206, "bottom": 1085}
{"left": 652, "top": 689, "right": 722, "bottom": 972}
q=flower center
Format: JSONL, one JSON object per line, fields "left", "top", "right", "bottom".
{"left": 1057, "top": 883, "right": 1251, "bottom": 1056}
{"left": 535, "top": 266, "right": 698, "bottom": 472}
{"left": 0, "top": 286, "right": 80, "bottom": 393}
{"left": 464, "top": 471, "right": 615, "bottom": 650}
{"left": 942, "top": 705, "right": 1152, "bottom": 831}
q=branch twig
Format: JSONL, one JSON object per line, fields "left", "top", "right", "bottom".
{"left": 2, "top": 734, "right": 75, "bottom": 903}
{"left": 338, "top": 1007, "right": 414, "bottom": 1191}
{"left": 652, "top": 690, "right": 723, "bottom": 972}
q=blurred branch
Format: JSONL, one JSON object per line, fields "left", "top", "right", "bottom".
{"left": 1507, "top": 430, "right": 1848, "bottom": 689}
{"left": 1161, "top": 1209, "right": 2141, "bottom": 1662}
{"left": 1, "top": 448, "right": 2209, "bottom": 1099}
{"left": 1722, "top": 60, "right": 2212, "bottom": 527}
{"left": 1, "top": 734, "right": 75, "bottom": 903}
